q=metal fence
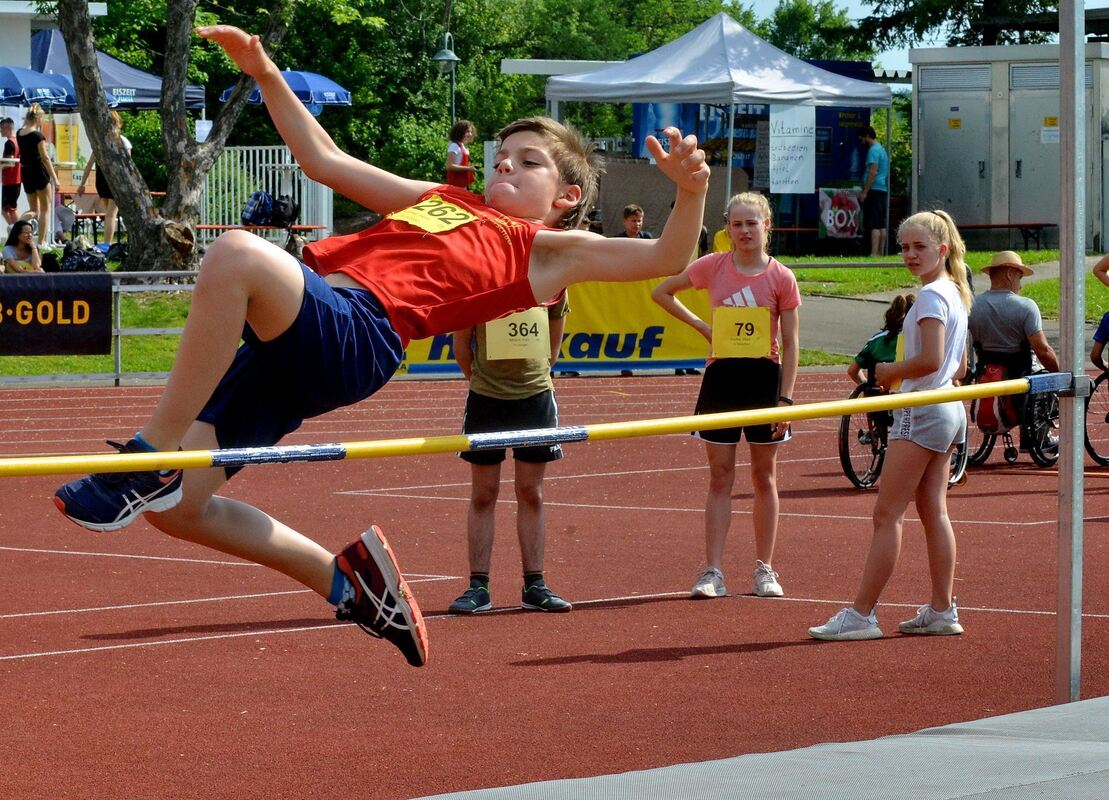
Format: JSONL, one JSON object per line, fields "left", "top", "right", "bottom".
{"left": 200, "top": 145, "right": 333, "bottom": 244}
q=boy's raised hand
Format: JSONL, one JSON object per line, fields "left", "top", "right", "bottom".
{"left": 645, "top": 128, "right": 710, "bottom": 193}
{"left": 196, "top": 25, "right": 273, "bottom": 79}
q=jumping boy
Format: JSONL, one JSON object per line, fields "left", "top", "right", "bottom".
{"left": 53, "top": 25, "right": 710, "bottom": 669}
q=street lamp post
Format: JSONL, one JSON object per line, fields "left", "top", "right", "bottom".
{"left": 431, "top": 32, "right": 461, "bottom": 124}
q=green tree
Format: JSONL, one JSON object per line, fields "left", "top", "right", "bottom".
{"left": 757, "top": 0, "right": 876, "bottom": 61}
{"left": 859, "top": 0, "right": 1059, "bottom": 50}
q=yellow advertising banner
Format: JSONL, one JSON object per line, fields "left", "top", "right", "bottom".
{"left": 55, "top": 123, "right": 78, "bottom": 164}
{"left": 397, "top": 279, "right": 712, "bottom": 376}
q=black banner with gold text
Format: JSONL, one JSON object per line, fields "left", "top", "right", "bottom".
{"left": 0, "top": 273, "right": 112, "bottom": 355}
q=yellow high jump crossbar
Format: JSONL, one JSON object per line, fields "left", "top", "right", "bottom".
{"left": 0, "top": 374, "right": 1072, "bottom": 478}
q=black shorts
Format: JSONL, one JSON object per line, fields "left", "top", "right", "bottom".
{"left": 460, "top": 389, "right": 563, "bottom": 465}
{"left": 863, "top": 190, "right": 888, "bottom": 232}
{"left": 1, "top": 183, "right": 18, "bottom": 210}
{"left": 94, "top": 169, "right": 112, "bottom": 201}
{"left": 20, "top": 162, "right": 48, "bottom": 195}
{"left": 693, "top": 357, "right": 786, "bottom": 445}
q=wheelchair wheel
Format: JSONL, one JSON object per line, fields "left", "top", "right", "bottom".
{"left": 948, "top": 437, "right": 970, "bottom": 487}
{"left": 966, "top": 399, "right": 995, "bottom": 466}
{"left": 1026, "top": 390, "right": 1060, "bottom": 468}
{"left": 1084, "top": 371, "right": 1109, "bottom": 466}
{"left": 838, "top": 384, "right": 887, "bottom": 489}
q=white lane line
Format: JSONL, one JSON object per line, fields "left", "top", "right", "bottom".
{"left": 2, "top": 590, "right": 1105, "bottom": 662}
{"left": 0, "top": 545, "right": 259, "bottom": 566}
{"left": 335, "top": 492, "right": 1062, "bottom": 527}
{"left": 0, "top": 576, "right": 456, "bottom": 620}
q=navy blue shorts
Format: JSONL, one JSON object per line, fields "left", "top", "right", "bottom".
{"left": 198, "top": 263, "right": 404, "bottom": 477}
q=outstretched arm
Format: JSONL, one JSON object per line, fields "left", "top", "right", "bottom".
{"left": 1094, "top": 254, "right": 1109, "bottom": 288}
{"left": 197, "top": 26, "right": 436, "bottom": 213}
{"left": 530, "top": 128, "right": 709, "bottom": 290}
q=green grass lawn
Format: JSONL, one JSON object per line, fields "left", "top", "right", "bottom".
{"left": 1021, "top": 272, "right": 1109, "bottom": 322}
{"left": 785, "top": 250, "right": 1061, "bottom": 298}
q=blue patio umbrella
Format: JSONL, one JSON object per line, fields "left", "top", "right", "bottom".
{"left": 44, "top": 71, "right": 120, "bottom": 109}
{"left": 220, "top": 70, "right": 352, "bottom": 116}
{"left": 0, "top": 65, "right": 69, "bottom": 106}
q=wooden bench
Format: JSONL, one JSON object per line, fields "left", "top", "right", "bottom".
{"left": 196, "top": 224, "right": 327, "bottom": 237}
{"left": 196, "top": 223, "right": 328, "bottom": 253}
{"left": 958, "top": 222, "right": 1057, "bottom": 250}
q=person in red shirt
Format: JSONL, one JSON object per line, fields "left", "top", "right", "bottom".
{"left": 445, "top": 119, "right": 477, "bottom": 188}
{"left": 55, "top": 24, "right": 710, "bottom": 670}
{"left": 1, "top": 117, "right": 23, "bottom": 226}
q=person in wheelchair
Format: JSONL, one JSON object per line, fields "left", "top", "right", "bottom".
{"left": 968, "top": 251, "right": 1059, "bottom": 448}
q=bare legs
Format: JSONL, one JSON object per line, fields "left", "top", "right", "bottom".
{"left": 145, "top": 422, "right": 336, "bottom": 597}
{"left": 103, "top": 198, "right": 119, "bottom": 244}
{"left": 134, "top": 231, "right": 334, "bottom": 597}
{"left": 140, "top": 231, "right": 305, "bottom": 451}
{"left": 703, "top": 441, "right": 780, "bottom": 569}
{"left": 26, "top": 187, "right": 50, "bottom": 245}
{"left": 465, "top": 460, "right": 549, "bottom": 575}
{"left": 852, "top": 439, "right": 957, "bottom": 615}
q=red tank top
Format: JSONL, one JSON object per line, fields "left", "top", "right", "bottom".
{"left": 445, "top": 142, "right": 472, "bottom": 188}
{"left": 303, "top": 185, "right": 547, "bottom": 346}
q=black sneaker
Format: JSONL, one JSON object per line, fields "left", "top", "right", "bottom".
{"left": 521, "top": 583, "right": 572, "bottom": 613}
{"left": 335, "top": 526, "right": 428, "bottom": 667}
{"left": 53, "top": 439, "right": 183, "bottom": 532}
{"left": 448, "top": 583, "right": 492, "bottom": 614}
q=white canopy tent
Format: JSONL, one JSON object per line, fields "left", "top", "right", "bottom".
{"left": 546, "top": 13, "right": 894, "bottom": 201}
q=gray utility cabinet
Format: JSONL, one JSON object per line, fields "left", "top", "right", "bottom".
{"left": 911, "top": 43, "right": 1109, "bottom": 251}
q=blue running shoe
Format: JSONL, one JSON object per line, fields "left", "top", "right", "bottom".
{"left": 54, "top": 439, "right": 183, "bottom": 532}
{"left": 521, "top": 582, "right": 572, "bottom": 613}
{"left": 448, "top": 582, "right": 492, "bottom": 614}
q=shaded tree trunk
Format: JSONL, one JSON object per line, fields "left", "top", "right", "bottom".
{"left": 56, "top": 0, "right": 290, "bottom": 270}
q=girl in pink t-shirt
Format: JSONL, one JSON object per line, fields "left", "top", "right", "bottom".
{"left": 652, "top": 191, "right": 800, "bottom": 601}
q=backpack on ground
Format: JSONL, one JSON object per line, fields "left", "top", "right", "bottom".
{"left": 269, "top": 194, "right": 300, "bottom": 228}
{"left": 972, "top": 363, "right": 1021, "bottom": 434}
{"left": 241, "top": 190, "right": 274, "bottom": 226}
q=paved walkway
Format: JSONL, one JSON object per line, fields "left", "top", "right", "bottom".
{"left": 802, "top": 257, "right": 1097, "bottom": 358}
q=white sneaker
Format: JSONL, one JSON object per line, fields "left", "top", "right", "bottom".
{"left": 753, "top": 560, "right": 783, "bottom": 597}
{"left": 691, "top": 567, "right": 727, "bottom": 599}
{"left": 809, "top": 607, "right": 883, "bottom": 641}
{"left": 899, "top": 599, "right": 964, "bottom": 635}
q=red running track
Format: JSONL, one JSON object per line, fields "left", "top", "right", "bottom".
{"left": 0, "top": 372, "right": 1106, "bottom": 799}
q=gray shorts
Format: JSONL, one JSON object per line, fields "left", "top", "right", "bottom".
{"left": 891, "top": 399, "right": 966, "bottom": 453}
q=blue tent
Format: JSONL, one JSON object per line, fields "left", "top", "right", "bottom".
{"left": 31, "top": 29, "right": 205, "bottom": 111}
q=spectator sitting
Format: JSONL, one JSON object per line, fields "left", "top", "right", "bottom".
{"left": 2, "top": 219, "right": 45, "bottom": 273}
{"left": 968, "top": 250, "right": 1059, "bottom": 448}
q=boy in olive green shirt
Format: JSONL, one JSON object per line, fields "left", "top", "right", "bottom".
{"left": 449, "top": 296, "right": 572, "bottom": 613}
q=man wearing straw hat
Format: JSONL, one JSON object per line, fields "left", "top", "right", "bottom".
{"left": 969, "top": 250, "right": 1059, "bottom": 377}
{"left": 969, "top": 250, "right": 1059, "bottom": 447}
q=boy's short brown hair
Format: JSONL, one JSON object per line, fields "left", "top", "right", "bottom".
{"left": 496, "top": 117, "right": 603, "bottom": 230}
{"left": 622, "top": 204, "right": 644, "bottom": 219}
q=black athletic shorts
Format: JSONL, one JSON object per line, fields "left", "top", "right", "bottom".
{"left": 1, "top": 183, "right": 18, "bottom": 211}
{"left": 460, "top": 389, "right": 563, "bottom": 465}
{"left": 693, "top": 357, "right": 788, "bottom": 445}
